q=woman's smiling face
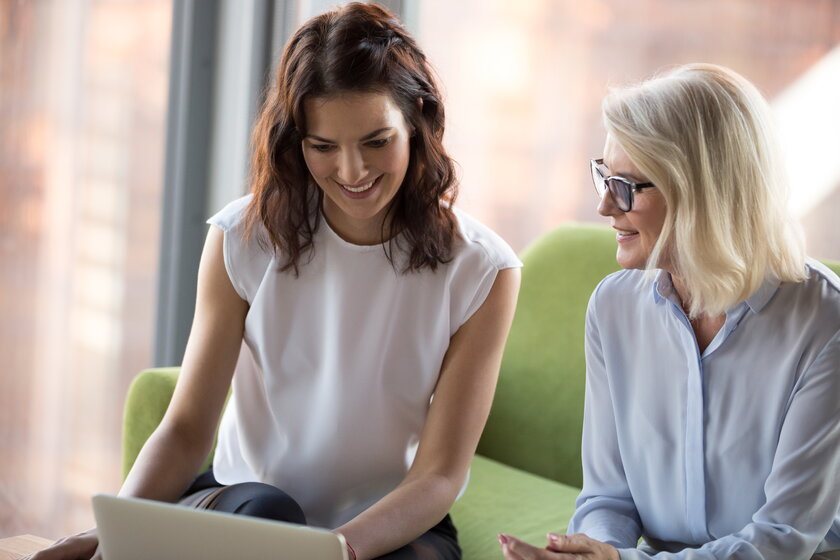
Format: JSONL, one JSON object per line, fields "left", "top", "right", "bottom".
{"left": 302, "top": 91, "right": 412, "bottom": 245}
{"left": 597, "top": 136, "right": 668, "bottom": 270}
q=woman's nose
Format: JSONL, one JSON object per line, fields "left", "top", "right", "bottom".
{"left": 597, "top": 188, "right": 622, "bottom": 217}
{"left": 336, "top": 148, "right": 368, "bottom": 185}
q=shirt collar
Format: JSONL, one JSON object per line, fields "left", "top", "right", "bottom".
{"left": 744, "top": 275, "right": 781, "bottom": 313}
{"left": 651, "top": 270, "right": 781, "bottom": 314}
{"left": 652, "top": 270, "right": 679, "bottom": 306}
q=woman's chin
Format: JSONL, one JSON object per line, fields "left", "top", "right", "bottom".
{"left": 615, "top": 248, "right": 647, "bottom": 270}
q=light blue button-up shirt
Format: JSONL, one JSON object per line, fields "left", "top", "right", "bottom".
{"left": 568, "top": 260, "right": 840, "bottom": 560}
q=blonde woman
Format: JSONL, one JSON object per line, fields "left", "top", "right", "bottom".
{"left": 500, "top": 64, "right": 840, "bottom": 560}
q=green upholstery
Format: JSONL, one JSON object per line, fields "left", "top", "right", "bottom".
{"left": 825, "top": 261, "right": 840, "bottom": 277}
{"left": 449, "top": 455, "right": 580, "bottom": 558}
{"left": 476, "top": 225, "right": 621, "bottom": 488}
{"left": 121, "top": 367, "right": 179, "bottom": 480}
{"left": 121, "top": 367, "right": 217, "bottom": 480}
{"left": 121, "top": 224, "right": 840, "bottom": 559}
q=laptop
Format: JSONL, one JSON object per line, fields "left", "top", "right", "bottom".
{"left": 92, "top": 493, "right": 348, "bottom": 560}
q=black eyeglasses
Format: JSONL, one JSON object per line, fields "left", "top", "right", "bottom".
{"left": 590, "top": 158, "right": 656, "bottom": 212}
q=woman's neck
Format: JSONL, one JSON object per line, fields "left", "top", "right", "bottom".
{"left": 321, "top": 202, "right": 396, "bottom": 246}
{"left": 670, "top": 273, "right": 726, "bottom": 353}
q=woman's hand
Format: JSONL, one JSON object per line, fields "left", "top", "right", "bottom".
{"left": 499, "top": 532, "right": 619, "bottom": 560}
{"left": 25, "top": 528, "right": 101, "bottom": 560}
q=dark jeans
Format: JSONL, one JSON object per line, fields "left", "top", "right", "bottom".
{"left": 180, "top": 468, "right": 461, "bottom": 560}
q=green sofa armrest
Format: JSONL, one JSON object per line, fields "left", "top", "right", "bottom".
{"left": 121, "top": 367, "right": 217, "bottom": 479}
{"left": 122, "top": 367, "right": 179, "bottom": 479}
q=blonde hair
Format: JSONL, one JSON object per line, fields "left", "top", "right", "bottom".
{"left": 603, "top": 63, "right": 806, "bottom": 317}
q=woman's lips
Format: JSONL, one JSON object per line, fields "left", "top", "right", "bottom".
{"left": 338, "top": 175, "right": 382, "bottom": 198}
{"left": 614, "top": 228, "right": 639, "bottom": 242}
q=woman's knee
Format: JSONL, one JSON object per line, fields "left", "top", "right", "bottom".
{"left": 212, "top": 482, "right": 306, "bottom": 524}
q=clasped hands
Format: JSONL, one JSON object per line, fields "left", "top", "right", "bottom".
{"left": 499, "top": 532, "right": 619, "bottom": 560}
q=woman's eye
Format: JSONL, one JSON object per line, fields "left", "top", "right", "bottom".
{"left": 366, "top": 138, "right": 391, "bottom": 148}
{"left": 310, "top": 143, "right": 334, "bottom": 153}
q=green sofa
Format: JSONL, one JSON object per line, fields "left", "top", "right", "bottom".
{"left": 121, "top": 224, "right": 620, "bottom": 558}
{"left": 121, "top": 224, "right": 840, "bottom": 559}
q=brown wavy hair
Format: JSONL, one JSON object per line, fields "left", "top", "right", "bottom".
{"left": 245, "top": 2, "right": 458, "bottom": 274}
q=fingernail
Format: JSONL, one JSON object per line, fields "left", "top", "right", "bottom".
{"left": 498, "top": 534, "right": 508, "bottom": 546}
{"left": 548, "top": 532, "right": 561, "bottom": 542}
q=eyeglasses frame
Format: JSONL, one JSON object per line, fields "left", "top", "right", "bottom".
{"left": 590, "top": 158, "right": 655, "bottom": 212}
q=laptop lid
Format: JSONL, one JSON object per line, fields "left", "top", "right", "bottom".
{"left": 92, "top": 494, "right": 347, "bottom": 560}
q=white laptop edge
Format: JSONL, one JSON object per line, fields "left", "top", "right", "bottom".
{"left": 92, "top": 493, "right": 348, "bottom": 560}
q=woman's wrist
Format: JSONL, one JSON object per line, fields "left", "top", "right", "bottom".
{"left": 331, "top": 529, "right": 357, "bottom": 560}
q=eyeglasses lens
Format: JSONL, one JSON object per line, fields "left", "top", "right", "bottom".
{"left": 591, "top": 162, "right": 608, "bottom": 197}
{"left": 607, "top": 179, "right": 631, "bottom": 212}
{"left": 591, "top": 160, "right": 633, "bottom": 212}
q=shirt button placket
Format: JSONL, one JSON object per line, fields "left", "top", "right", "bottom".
{"left": 681, "top": 317, "right": 708, "bottom": 542}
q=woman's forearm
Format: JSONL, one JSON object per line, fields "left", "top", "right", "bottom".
{"left": 118, "top": 420, "right": 215, "bottom": 502}
{"left": 334, "top": 471, "right": 462, "bottom": 560}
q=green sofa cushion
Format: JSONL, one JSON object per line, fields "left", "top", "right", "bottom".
{"left": 451, "top": 454, "right": 579, "bottom": 559}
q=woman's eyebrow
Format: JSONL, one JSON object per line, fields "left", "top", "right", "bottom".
{"left": 359, "top": 127, "right": 393, "bottom": 141}
{"left": 305, "top": 127, "right": 394, "bottom": 144}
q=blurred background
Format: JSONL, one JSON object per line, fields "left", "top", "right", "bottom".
{"left": 1, "top": 0, "right": 838, "bottom": 539}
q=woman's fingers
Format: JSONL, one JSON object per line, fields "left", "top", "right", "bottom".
{"left": 28, "top": 529, "right": 98, "bottom": 560}
{"left": 499, "top": 534, "right": 532, "bottom": 560}
{"left": 500, "top": 534, "right": 571, "bottom": 560}
{"left": 545, "top": 533, "right": 619, "bottom": 560}
{"left": 546, "top": 532, "right": 594, "bottom": 553}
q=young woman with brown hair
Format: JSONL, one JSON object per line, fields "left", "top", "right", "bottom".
{"left": 32, "top": 4, "right": 521, "bottom": 559}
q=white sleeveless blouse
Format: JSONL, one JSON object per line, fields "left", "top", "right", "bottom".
{"left": 207, "top": 195, "right": 521, "bottom": 528}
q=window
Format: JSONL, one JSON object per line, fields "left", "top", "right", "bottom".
{"left": 0, "top": 0, "right": 172, "bottom": 536}
{"left": 415, "top": 0, "right": 840, "bottom": 261}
